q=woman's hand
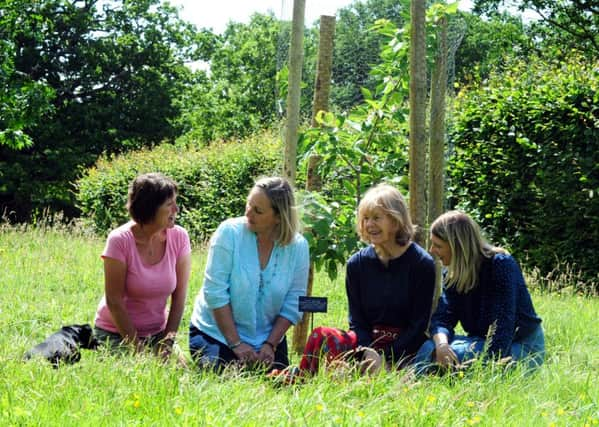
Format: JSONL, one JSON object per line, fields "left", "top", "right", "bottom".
{"left": 233, "top": 342, "right": 258, "bottom": 364}
{"left": 434, "top": 343, "right": 459, "bottom": 368}
{"left": 358, "top": 347, "right": 383, "bottom": 375}
{"left": 156, "top": 335, "right": 175, "bottom": 361}
{"left": 257, "top": 342, "right": 276, "bottom": 368}
{"left": 125, "top": 337, "right": 146, "bottom": 354}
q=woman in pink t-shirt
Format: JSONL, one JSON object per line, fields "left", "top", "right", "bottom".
{"left": 94, "top": 173, "right": 191, "bottom": 359}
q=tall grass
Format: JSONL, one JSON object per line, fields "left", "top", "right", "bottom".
{"left": 1, "top": 223, "right": 597, "bottom": 426}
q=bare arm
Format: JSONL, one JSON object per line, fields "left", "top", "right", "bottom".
{"left": 432, "top": 332, "right": 458, "bottom": 367}
{"left": 163, "top": 252, "right": 192, "bottom": 336}
{"left": 155, "top": 252, "right": 192, "bottom": 360}
{"left": 257, "top": 316, "right": 293, "bottom": 366}
{"left": 213, "top": 304, "right": 258, "bottom": 363}
{"left": 103, "top": 257, "right": 140, "bottom": 347}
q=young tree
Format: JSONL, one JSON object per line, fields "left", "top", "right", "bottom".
{"left": 332, "top": 0, "right": 408, "bottom": 110}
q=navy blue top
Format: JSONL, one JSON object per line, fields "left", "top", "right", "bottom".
{"left": 430, "top": 253, "right": 542, "bottom": 357}
{"left": 346, "top": 243, "right": 436, "bottom": 361}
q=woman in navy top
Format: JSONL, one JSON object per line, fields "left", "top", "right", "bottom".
{"left": 414, "top": 211, "right": 545, "bottom": 372}
{"left": 346, "top": 183, "right": 436, "bottom": 366}
{"left": 282, "top": 183, "right": 435, "bottom": 378}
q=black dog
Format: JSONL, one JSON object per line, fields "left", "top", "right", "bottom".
{"left": 24, "top": 324, "right": 98, "bottom": 367}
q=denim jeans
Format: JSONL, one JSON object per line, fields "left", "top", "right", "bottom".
{"left": 188, "top": 324, "right": 289, "bottom": 372}
{"left": 413, "top": 323, "right": 545, "bottom": 373}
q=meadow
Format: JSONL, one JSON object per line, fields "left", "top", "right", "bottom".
{"left": 0, "top": 223, "right": 597, "bottom": 426}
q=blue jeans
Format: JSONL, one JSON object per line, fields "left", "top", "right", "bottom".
{"left": 413, "top": 323, "right": 545, "bottom": 373}
{"left": 188, "top": 324, "right": 289, "bottom": 372}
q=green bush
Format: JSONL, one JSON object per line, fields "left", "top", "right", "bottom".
{"left": 447, "top": 55, "right": 598, "bottom": 289}
{"left": 76, "top": 132, "right": 282, "bottom": 243}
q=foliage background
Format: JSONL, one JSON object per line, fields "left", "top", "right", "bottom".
{"left": 448, "top": 55, "right": 598, "bottom": 287}
{"left": 0, "top": 0, "right": 202, "bottom": 218}
{"left": 76, "top": 132, "right": 282, "bottom": 242}
{"left": 1, "top": 0, "right": 598, "bottom": 287}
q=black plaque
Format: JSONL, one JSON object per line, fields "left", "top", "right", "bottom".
{"left": 298, "top": 296, "right": 328, "bottom": 313}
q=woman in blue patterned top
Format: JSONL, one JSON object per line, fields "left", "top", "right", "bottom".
{"left": 189, "top": 177, "right": 309, "bottom": 371}
{"left": 414, "top": 211, "right": 545, "bottom": 372}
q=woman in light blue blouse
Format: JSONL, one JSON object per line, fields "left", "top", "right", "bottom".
{"left": 189, "top": 177, "right": 309, "bottom": 371}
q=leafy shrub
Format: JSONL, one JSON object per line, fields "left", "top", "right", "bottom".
{"left": 448, "top": 55, "right": 598, "bottom": 289}
{"left": 76, "top": 132, "right": 282, "bottom": 243}
{"left": 298, "top": 107, "right": 410, "bottom": 279}
{"left": 295, "top": 16, "right": 427, "bottom": 280}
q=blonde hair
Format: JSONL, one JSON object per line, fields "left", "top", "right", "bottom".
{"left": 357, "top": 183, "right": 414, "bottom": 245}
{"left": 254, "top": 176, "right": 300, "bottom": 246}
{"left": 430, "top": 210, "right": 506, "bottom": 293}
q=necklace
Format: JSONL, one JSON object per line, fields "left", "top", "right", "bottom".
{"left": 135, "top": 224, "right": 165, "bottom": 259}
{"left": 148, "top": 239, "right": 156, "bottom": 257}
{"left": 257, "top": 238, "right": 279, "bottom": 293}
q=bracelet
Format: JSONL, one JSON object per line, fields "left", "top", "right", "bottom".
{"left": 263, "top": 340, "right": 277, "bottom": 352}
{"left": 228, "top": 340, "right": 242, "bottom": 350}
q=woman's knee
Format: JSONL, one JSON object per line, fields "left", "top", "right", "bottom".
{"left": 511, "top": 324, "right": 545, "bottom": 368}
{"left": 273, "top": 337, "right": 289, "bottom": 368}
{"left": 309, "top": 326, "right": 336, "bottom": 338}
{"left": 413, "top": 338, "right": 436, "bottom": 364}
{"left": 188, "top": 330, "right": 223, "bottom": 363}
{"left": 448, "top": 336, "right": 485, "bottom": 362}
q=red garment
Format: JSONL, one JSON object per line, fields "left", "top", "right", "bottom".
{"left": 298, "top": 326, "right": 358, "bottom": 374}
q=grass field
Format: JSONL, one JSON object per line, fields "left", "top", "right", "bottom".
{"left": 1, "top": 223, "right": 597, "bottom": 426}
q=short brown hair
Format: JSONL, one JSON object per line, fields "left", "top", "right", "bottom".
{"left": 126, "top": 173, "right": 178, "bottom": 224}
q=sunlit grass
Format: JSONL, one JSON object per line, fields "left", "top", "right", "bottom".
{"left": 1, "top": 223, "right": 597, "bottom": 425}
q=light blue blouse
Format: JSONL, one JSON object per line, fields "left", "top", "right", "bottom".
{"left": 190, "top": 217, "right": 310, "bottom": 350}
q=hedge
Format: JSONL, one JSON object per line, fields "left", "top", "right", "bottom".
{"left": 447, "top": 55, "right": 598, "bottom": 289}
{"left": 76, "top": 132, "right": 282, "bottom": 243}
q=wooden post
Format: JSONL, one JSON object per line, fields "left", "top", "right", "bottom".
{"left": 428, "top": 16, "right": 446, "bottom": 231}
{"left": 292, "top": 15, "right": 335, "bottom": 355}
{"left": 409, "top": 0, "right": 427, "bottom": 247}
{"left": 311, "top": 15, "right": 336, "bottom": 127}
{"left": 428, "top": 16, "right": 448, "bottom": 313}
{"left": 283, "top": 0, "right": 306, "bottom": 186}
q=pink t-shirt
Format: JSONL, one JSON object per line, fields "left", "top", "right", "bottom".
{"left": 94, "top": 221, "right": 191, "bottom": 337}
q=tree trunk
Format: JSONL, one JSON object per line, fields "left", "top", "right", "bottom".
{"left": 292, "top": 15, "right": 335, "bottom": 355}
{"left": 428, "top": 16, "right": 447, "bottom": 229}
{"left": 311, "top": 15, "right": 336, "bottom": 126}
{"left": 409, "top": 0, "right": 427, "bottom": 247}
{"left": 283, "top": 0, "right": 306, "bottom": 186}
{"left": 428, "top": 15, "right": 448, "bottom": 315}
